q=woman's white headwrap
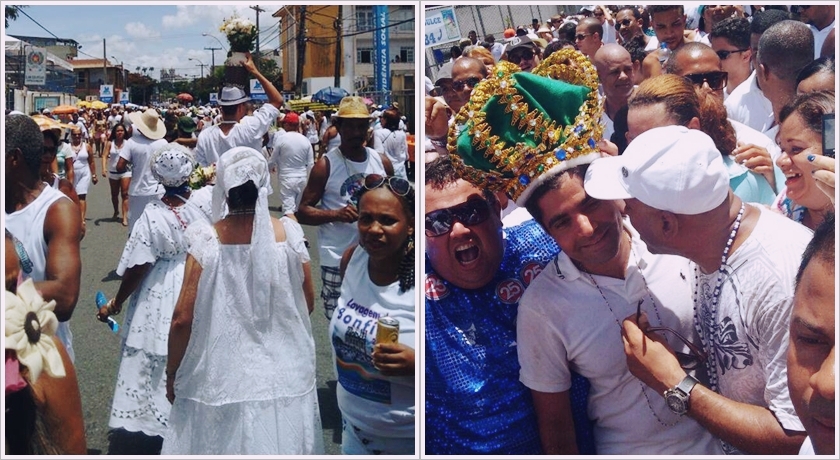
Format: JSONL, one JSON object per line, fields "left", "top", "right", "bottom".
{"left": 212, "top": 146, "right": 275, "bottom": 318}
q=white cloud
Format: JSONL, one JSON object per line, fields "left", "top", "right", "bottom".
{"left": 162, "top": 5, "right": 253, "bottom": 30}
{"left": 125, "top": 22, "right": 160, "bottom": 39}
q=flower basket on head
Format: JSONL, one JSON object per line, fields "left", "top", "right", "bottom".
{"left": 221, "top": 15, "right": 257, "bottom": 89}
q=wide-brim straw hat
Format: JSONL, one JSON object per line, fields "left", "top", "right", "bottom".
{"left": 129, "top": 109, "right": 166, "bottom": 140}
{"left": 30, "top": 115, "right": 72, "bottom": 138}
{"left": 335, "top": 96, "right": 372, "bottom": 119}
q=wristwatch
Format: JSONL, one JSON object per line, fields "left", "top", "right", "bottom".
{"left": 664, "top": 374, "right": 699, "bottom": 415}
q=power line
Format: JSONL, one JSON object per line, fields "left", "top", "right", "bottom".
{"left": 16, "top": 8, "right": 60, "bottom": 40}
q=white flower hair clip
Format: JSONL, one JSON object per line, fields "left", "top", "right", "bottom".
{"left": 5, "top": 279, "right": 65, "bottom": 383}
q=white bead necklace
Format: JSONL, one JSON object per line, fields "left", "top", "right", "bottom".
{"left": 692, "top": 203, "right": 745, "bottom": 392}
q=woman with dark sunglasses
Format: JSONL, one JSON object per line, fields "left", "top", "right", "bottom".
{"left": 328, "top": 174, "right": 416, "bottom": 455}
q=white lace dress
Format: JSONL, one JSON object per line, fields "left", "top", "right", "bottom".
{"left": 162, "top": 217, "right": 324, "bottom": 455}
{"left": 109, "top": 196, "right": 210, "bottom": 437}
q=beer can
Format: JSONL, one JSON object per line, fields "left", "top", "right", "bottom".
{"left": 376, "top": 316, "right": 400, "bottom": 344}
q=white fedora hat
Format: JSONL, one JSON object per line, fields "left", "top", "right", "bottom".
{"left": 128, "top": 108, "right": 166, "bottom": 140}
{"left": 218, "top": 86, "right": 251, "bottom": 106}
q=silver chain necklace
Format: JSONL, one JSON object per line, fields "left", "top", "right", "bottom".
{"left": 692, "top": 203, "right": 745, "bottom": 392}
{"left": 584, "top": 236, "right": 678, "bottom": 427}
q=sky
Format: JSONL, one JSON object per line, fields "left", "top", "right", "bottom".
{"left": 4, "top": 2, "right": 287, "bottom": 79}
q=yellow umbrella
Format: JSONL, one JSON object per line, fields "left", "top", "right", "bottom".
{"left": 91, "top": 100, "right": 108, "bottom": 110}
{"left": 77, "top": 100, "right": 91, "bottom": 108}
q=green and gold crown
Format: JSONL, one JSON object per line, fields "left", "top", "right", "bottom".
{"left": 447, "top": 49, "right": 604, "bottom": 206}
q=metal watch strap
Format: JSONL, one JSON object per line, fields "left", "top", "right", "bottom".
{"left": 676, "top": 374, "right": 699, "bottom": 396}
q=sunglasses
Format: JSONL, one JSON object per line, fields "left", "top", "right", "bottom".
{"left": 575, "top": 33, "right": 592, "bottom": 41}
{"left": 715, "top": 48, "right": 748, "bottom": 60}
{"left": 425, "top": 196, "right": 492, "bottom": 237}
{"left": 636, "top": 299, "right": 708, "bottom": 370}
{"left": 615, "top": 19, "right": 634, "bottom": 30}
{"left": 363, "top": 174, "right": 412, "bottom": 197}
{"left": 507, "top": 49, "right": 535, "bottom": 64}
{"left": 684, "top": 71, "right": 728, "bottom": 91}
{"left": 452, "top": 77, "right": 482, "bottom": 92}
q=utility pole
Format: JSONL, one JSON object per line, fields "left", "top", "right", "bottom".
{"left": 103, "top": 38, "right": 107, "bottom": 85}
{"left": 250, "top": 5, "right": 265, "bottom": 63}
{"left": 204, "top": 47, "right": 221, "bottom": 76}
{"left": 296, "top": 5, "right": 307, "bottom": 93}
{"left": 334, "top": 5, "right": 342, "bottom": 88}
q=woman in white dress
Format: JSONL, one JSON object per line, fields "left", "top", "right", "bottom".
{"left": 329, "top": 174, "right": 416, "bottom": 455}
{"left": 97, "top": 143, "right": 211, "bottom": 454}
{"left": 102, "top": 124, "right": 132, "bottom": 226}
{"left": 69, "top": 127, "right": 97, "bottom": 231}
{"left": 163, "top": 146, "right": 323, "bottom": 455}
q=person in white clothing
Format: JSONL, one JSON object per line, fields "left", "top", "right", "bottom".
{"left": 103, "top": 124, "right": 132, "bottom": 226}
{"left": 372, "top": 107, "right": 409, "bottom": 180}
{"left": 794, "top": 4, "right": 835, "bottom": 59}
{"left": 723, "top": 9, "right": 789, "bottom": 133}
{"left": 194, "top": 53, "right": 283, "bottom": 167}
{"left": 297, "top": 96, "right": 394, "bottom": 320}
{"left": 593, "top": 44, "right": 636, "bottom": 142}
{"left": 68, "top": 127, "right": 98, "bottom": 234}
{"left": 269, "top": 112, "right": 314, "bottom": 216}
{"left": 117, "top": 109, "right": 168, "bottom": 233}
{"left": 755, "top": 20, "right": 815, "bottom": 139}
{"left": 330, "top": 174, "right": 415, "bottom": 455}
{"left": 5, "top": 114, "right": 82, "bottom": 362}
{"left": 585, "top": 126, "right": 810, "bottom": 455}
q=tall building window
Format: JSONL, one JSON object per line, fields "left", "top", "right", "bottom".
{"left": 395, "top": 6, "right": 414, "bottom": 32}
{"left": 357, "top": 47, "right": 373, "bottom": 64}
{"left": 356, "top": 6, "right": 374, "bottom": 32}
{"left": 399, "top": 47, "right": 414, "bottom": 63}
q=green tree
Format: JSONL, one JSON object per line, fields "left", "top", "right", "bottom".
{"left": 5, "top": 5, "right": 23, "bottom": 28}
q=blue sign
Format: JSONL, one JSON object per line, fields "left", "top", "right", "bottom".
{"left": 373, "top": 5, "right": 391, "bottom": 106}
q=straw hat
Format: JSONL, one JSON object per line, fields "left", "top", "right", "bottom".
{"left": 335, "top": 96, "right": 371, "bottom": 119}
{"left": 128, "top": 108, "right": 166, "bottom": 140}
{"left": 30, "top": 115, "right": 71, "bottom": 138}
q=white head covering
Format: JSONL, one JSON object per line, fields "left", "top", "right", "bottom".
{"left": 150, "top": 143, "right": 196, "bottom": 188}
{"left": 212, "top": 146, "right": 274, "bottom": 318}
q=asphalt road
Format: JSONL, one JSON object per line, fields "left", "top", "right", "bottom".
{"left": 71, "top": 170, "right": 342, "bottom": 455}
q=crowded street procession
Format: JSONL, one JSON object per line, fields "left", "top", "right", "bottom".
{"left": 3, "top": 2, "right": 837, "bottom": 458}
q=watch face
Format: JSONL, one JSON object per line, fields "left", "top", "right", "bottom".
{"left": 666, "top": 392, "right": 687, "bottom": 414}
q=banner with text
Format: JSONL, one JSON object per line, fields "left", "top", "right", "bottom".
{"left": 24, "top": 47, "right": 47, "bottom": 86}
{"left": 373, "top": 5, "right": 391, "bottom": 107}
{"left": 424, "top": 6, "right": 461, "bottom": 49}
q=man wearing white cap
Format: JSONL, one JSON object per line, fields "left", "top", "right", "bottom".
{"left": 584, "top": 125, "right": 811, "bottom": 455}
{"left": 116, "top": 108, "right": 168, "bottom": 232}
{"left": 194, "top": 53, "right": 283, "bottom": 167}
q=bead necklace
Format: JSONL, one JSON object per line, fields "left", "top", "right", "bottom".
{"left": 584, "top": 238, "right": 678, "bottom": 427}
{"left": 692, "top": 203, "right": 745, "bottom": 392}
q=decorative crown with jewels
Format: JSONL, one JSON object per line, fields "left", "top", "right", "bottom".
{"left": 447, "top": 48, "right": 604, "bottom": 205}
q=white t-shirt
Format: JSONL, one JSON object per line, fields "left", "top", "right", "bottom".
{"left": 724, "top": 71, "right": 775, "bottom": 134}
{"left": 518, "top": 222, "right": 724, "bottom": 454}
{"left": 119, "top": 134, "right": 167, "bottom": 196}
{"left": 809, "top": 21, "right": 835, "bottom": 59}
{"left": 330, "top": 247, "right": 415, "bottom": 437}
{"left": 317, "top": 147, "right": 386, "bottom": 268}
{"left": 693, "top": 206, "right": 810, "bottom": 453}
{"left": 194, "top": 103, "right": 280, "bottom": 166}
{"left": 372, "top": 127, "right": 408, "bottom": 179}
{"left": 269, "top": 131, "right": 313, "bottom": 179}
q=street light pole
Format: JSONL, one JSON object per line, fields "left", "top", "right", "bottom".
{"left": 189, "top": 58, "right": 206, "bottom": 79}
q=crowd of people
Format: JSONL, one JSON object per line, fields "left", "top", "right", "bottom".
{"left": 6, "top": 50, "right": 415, "bottom": 455}
{"left": 425, "top": 4, "right": 835, "bottom": 456}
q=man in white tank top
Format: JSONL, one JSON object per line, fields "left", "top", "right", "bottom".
{"left": 296, "top": 96, "right": 394, "bottom": 319}
{"left": 5, "top": 114, "right": 83, "bottom": 361}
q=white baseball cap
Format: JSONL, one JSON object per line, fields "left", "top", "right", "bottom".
{"left": 583, "top": 125, "right": 729, "bottom": 215}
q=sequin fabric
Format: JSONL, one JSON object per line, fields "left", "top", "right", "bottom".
{"left": 425, "top": 219, "right": 595, "bottom": 454}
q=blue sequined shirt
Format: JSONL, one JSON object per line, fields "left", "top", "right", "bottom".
{"left": 425, "top": 219, "right": 593, "bottom": 454}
